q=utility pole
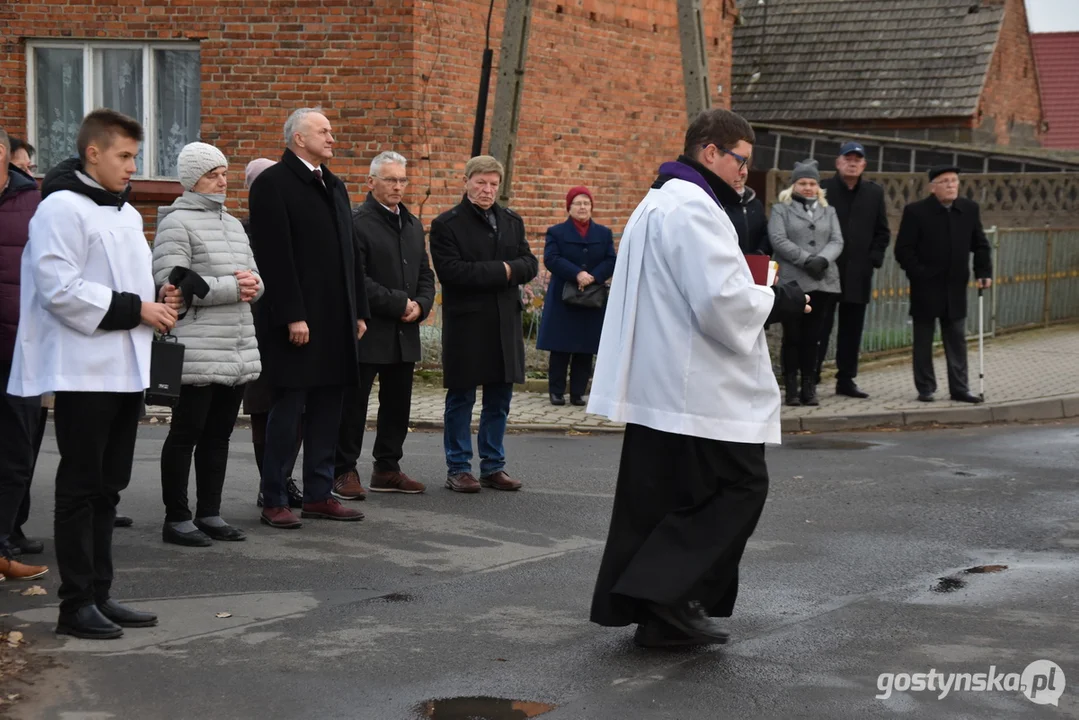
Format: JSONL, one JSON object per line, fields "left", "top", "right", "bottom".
{"left": 488, "top": 0, "right": 533, "bottom": 204}
{"left": 677, "top": 0, "right": 712, "bottom": 120}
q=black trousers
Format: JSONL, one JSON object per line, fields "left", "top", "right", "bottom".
{"left": 0, "top": 362, "right": 43, "bottom": 548}
{"left": 53, "top": 391, "right": 142, "bottom": 614}
{"left": 548, "top": 351, "right": 593, "bottom": 397}
{"left": 781, "top": 291, "right": 838, "bottom": 379}
{"left": 160, "top": 383, "right": 246, "bottom": 522}
{"left": 912, "top": 317, "right": 970, "bottom": 396}
{"left": 250, "top": 412, "right": 301, "bottom": 480}
{"left": 335, "top": 362, "right": 414, "bottom": 477}
{"left": 816, "top": 300, "right": 868, "bottom": 382}
{"left": 590, "top": 423, "right": 769, "bottom": 627}
{"left": 261, "top": 385, "right": 343, "bottom": 507}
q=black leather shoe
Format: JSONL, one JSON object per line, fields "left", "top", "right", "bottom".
{"left": 97, "top": 599, "right": 157, "bottom": 628}
{"left": 11, "top": 535, "right": 45, "bottom": 555}
{"left": 951, "top": 391, "right": 984, "bottom": 404}
{"left": 570, "top": 395, "right": 586, "bottom": 406}
{"left": 917, "top": 393, "right": 935, "bottom": 402}
{"left": 194, "top": 519, "right": 247, "bottom": 542}
{"left": 836, "top": 381, "right": 869, "bottom": 399}
{"left": 162, "top": 522, "right": 213, "bottom": 547}
{"left": 56, "top": 605, "right": 123, "bottom": 639}
{"left": 634, "top": 620, "right": 719, "bottom": 648}
{"left": 800, "top": 377, "right": 819, "bottom": 406}
{"left": 646, "top": 601, "right": 730, "bottom": 644}
{"left": 549, "top": 393, "right": 565, "bottom": 406}
{"left": 0, "top": 539, "right": 22, "bottom": 558}
{"left": 114, "top": 515, "right": 134, "bottom": 528}
{"left": 286, "top": 479, "right": 303, "bottom": 509}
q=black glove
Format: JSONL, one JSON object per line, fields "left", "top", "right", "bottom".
{"left": 767, "top": 281, "right": 808, "bottom": 325}
{"left": 804, "top": 255, "right": 829, "bottom": 279}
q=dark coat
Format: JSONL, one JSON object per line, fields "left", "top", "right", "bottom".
{"left": 430, "top": 198, "right": 539, "bottom": 389}
{"left": 0, "top": 166, "right": 40, "bottom": 363}
{"left": 821, "top": 175, "right": 891, "bottom": 304}
{"left": 353, "top": 193, "right": 436, "bottom": 365}
{"left": 248, "top": 149, "right": 370, "bottom": 389}
{"left": 894, "top": 195, "right": 992, "bottom": 320}
{"left": 723, "top": 186, "right": 771, "bottom": 256}
{"left": 536, "top": 219, "right": 616, "bottom": 355}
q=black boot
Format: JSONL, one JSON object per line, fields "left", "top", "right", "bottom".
{"left": 784, "top": 374, "right": 801, "bottom": 406}
{"left": 800, "top": 375, "right": 819, "bottom": 406}
{"left": 97, "top": 599, "right": 158, "bottom": 628}
{"left": 56, "top": 605, "right": 124, "bottom": 640}
{"left": 549, "top": 393, "right": 565, "bottom": 406}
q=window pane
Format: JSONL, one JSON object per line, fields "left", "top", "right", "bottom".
{"left": 957, "top": 154, "right": 985, "bottom": 173}
{"left": 812, "top": 139, "right": 842, "bottom": 163}
{"left": 750, "top": 130, "right": 777, "bottom": 170}
{"left": 916, "top": 150, "right": 956, "bottom": 173}
{"left": 881, "top": 146, "right": 912, "bottom": 173}
{"left": 34, "top": 47, "right": 84, "bottom": 174}
{"left": 777, "top": 136, "right": 812, "bottom": 173}
{"left": 987, "top": 158, "right": 1022, "bottom": 173}
{"left": 155, "top": 50, "right": 201, "bottom": 178}
{"left": 94, "top": 49, "right": 144, "bottom": 174}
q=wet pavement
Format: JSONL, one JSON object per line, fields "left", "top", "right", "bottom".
{"left": 2, "top": 420, "right": 1078, "bottom": 719}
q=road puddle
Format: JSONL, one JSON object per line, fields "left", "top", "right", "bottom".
{"left": 414, "top": 697, "right": 556, "bottom": 719}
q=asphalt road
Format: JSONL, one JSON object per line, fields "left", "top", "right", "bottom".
{"left": 2, "top": 420, "right": 1078, "bottom": 719}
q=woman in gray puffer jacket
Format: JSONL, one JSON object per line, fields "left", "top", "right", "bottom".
{"left": 152, "top": 142, "right": 264, "bottom": 547}
{"left": 768, "top": 159, "right": 844, "bottom": 407}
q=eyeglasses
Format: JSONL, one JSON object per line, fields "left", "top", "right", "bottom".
{"left": 374, "top": 176, "right": 408, "bottom": 186}
{"left": 705, "top": 144, "right": 750, "bottom": 171}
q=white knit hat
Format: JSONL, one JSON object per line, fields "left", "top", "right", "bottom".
{"left": 177, "top": 142, "right": 228, "bottom": 191}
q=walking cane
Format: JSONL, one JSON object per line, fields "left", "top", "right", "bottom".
{"left": 978, "top": 287, "right": 985, "bottom": 400}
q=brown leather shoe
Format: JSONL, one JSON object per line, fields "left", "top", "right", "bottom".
{"left": 332, "top": 470, "right": 367, "bottom": 501}
{"left": 479, "top": 470, "right": 522, "bottom": 491}
{"left": 0, "top": 557, "right": 49, "bottom": 580}
{"left": 302, "top": 497, "right": 364, "bottom": 521}
{"left": 370, "top": 470, "right": 426, "bottom": 494}
{"left": 445, "top": 472, "right": 481, "bottom": 493}
{"left": 260, "top": 506, "right": 303, "bottom": 529}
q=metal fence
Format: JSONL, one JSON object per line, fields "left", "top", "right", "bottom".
{"left": 820, "top": 226, "right": 1079, "bottom": 361}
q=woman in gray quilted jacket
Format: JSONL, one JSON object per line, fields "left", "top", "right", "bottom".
{"left": 152, "top": 142, "right": 264, "bottom": 547}
{"left": 768, "top": 159, "right": 844, "bottom": 407}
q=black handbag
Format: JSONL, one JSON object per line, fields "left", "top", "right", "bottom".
{"left": 561, "top": 282, "right": 608, "bottom": 309}
{"left": 144, "top": 332, "right": 185, "bottom": 407}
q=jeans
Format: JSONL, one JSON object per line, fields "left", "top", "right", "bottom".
{"left": 443, "top": 383, "right": 513, "bottom": 477}
{"left": 160, "top": 383, "right": 246, "bottom": 522}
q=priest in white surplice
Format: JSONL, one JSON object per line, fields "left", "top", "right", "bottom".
{"left": 588, "top": 109, "right": 811, "bottom": 649}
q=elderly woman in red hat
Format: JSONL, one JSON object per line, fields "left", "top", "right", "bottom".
{"left": 537, "top": 186, "right": 617, "bottom": 406}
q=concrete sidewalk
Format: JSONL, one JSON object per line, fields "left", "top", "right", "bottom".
{"left": 147, "top": 324, "right": 1079, "bottom": 433}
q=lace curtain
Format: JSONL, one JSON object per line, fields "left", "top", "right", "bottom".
{"left": 33, "top": 48, "right": 83, "bottom": 174}
{"left": 95, "top": 49, "right": 144, "bottom": 174}
{"left": 155, "top": 50, "right": 200, "bottom": 178}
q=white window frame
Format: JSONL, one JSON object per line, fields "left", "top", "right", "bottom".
{"left": 26, "top": 39, "right": 200, "bottom": 180}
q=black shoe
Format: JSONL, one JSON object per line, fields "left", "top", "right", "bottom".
{"left": 162, "top": 522, "right": 213, "bottom": 547}
{"left": 836, "top": 380, "right": 869, "bottom": 399}
{"left": 97, "top": 599, "right": 158, "bottom": 628}
{"left": 570, "top": 395, "right": 586, "bottom": 406}
{"left": 549, "top": 393, "right": 565, "bottom": 406}
{"left": 645, "top": 601, "right": 730, "bottom": 644}
{"left": 256, "top": 490, "right": 264, "bottom": 508}
{"left": 784, "top": 374, "right": 801, "bottom": 406}
{"left": 0, "top": 539, "right": 22, "bottom": 558}
{"left": 633, "top": 619, "right": 719, "bottom": 648}
{"left": 114, "top": 515, "right": 134, "bottom": 528}
{"left": 800, "top": 376, "right": 819, "bottom": 406}
{"left": 194, "top": 519, "right": 247, "bottom": 542}
{"left": 56, "top": 605, "right": 124, "bottom": 640}
{"left": 11, "top": 534, "right": 45, "bottom": 555}
{"left": 917, "top": 392, "right": 935, "bottom": 402}
{"left": 286, "top": 479, "right": 303, "bottom": 509}
{"left": 950, "top": 391, "right": 984, "bottom": 404}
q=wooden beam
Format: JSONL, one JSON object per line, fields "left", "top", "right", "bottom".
{"left": 489, "top": 0, "right": 534, "bottom": 204}
{"left": 677, "top": 0, "right": 712, "bottom": 120}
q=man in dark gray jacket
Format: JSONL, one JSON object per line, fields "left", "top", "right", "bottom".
{"left": 335, "top": 151, "right": 435, "bottom": 496}
{"left": 816, "top": 142, "right": 891, "bottom": 398}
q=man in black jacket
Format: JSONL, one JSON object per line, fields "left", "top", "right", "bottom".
{"left": 894, "top": 166, "right": 992, "bottom": 404}
{"left": 817, "top": 142, "right": 891, "bottom": 398}
{"left": 430, "top": 155, "right": 538, "bottom": 494}
{"left": 725, "top": 163, "right": 770, "bottom": 255}
{"left": 334, "top": 151, "right": 435, "bottom": 496}
{"left": 250, "top": 107, "right": 370, "bottom": 528}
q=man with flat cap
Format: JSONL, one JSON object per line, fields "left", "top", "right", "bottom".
{"left": 817, "top": 141, "right": 891, "bottom": 398}
{"left": 894, "top": 165, "right": 991, "bottom": 403}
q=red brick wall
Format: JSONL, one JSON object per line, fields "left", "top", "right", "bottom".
{"left": 1, "top": 0, "right": 738, "bottom": 250}
{"left": 975, "top": 0, "right": 1044, "bottom": 147}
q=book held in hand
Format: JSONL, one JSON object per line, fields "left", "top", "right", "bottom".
{"left": 744, "top": 255, "right": 778, "bottom": 286}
